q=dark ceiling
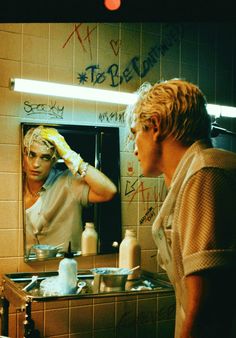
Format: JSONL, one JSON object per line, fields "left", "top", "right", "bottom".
{"left": 1, "top": 0, "right": 236, "bottom": 23}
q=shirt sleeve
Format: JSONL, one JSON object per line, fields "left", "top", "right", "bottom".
{"left": 176, "top": 167, "right": 236, "bottom": 276}
{"left": 69, "top": 174, "right": 90, "bottom": 207}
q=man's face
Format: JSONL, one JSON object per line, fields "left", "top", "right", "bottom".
{"left": 23, "top": 141, "right": 55, "bottom": 182}
{"left": 130, "top": 120, "right": 163, "bottom": 177}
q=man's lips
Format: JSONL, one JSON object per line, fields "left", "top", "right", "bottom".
{"left": 30, "top": 170, "right": 41, "bottom": 175}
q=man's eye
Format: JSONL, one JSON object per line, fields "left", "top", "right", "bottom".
{"left": 28, "top": 153, "right": 34, "bottom": 158}
{"left": 42, "top": 156, "right": 51, "bottom": 161}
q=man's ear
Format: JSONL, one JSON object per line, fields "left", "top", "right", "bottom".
{"left": 150, "top": 115, "right": 161, "bottom": 141}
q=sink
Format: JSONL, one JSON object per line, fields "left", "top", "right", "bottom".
{"left": 1, "top": 270, "right": 174, "bottom": 338}
{"left": 3, "top": 270, "right": 173, "bottom": 300}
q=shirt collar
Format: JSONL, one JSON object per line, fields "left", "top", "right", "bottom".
{"left": 170, "top": 138, "right": 212, "bottom": 188}
{"left": 42, "top": 167, "right": 59, "bottom": 190}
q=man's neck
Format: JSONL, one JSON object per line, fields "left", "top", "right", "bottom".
{"left": 161, "top": 137, "right": 189, "bottom": 188}
{"left": 26, "top": 179, "right": 44, "bottom": 192}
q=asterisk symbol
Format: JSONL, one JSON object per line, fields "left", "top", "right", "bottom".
{"left": 77, "top": 72, "right": 88, "bottom": 84}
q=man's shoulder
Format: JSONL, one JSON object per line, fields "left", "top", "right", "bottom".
{"left": 193, "top": 147, "right": 236, "bottom": 172}
{"left": 44, "top": 167, "right": 72, "bottom": 188}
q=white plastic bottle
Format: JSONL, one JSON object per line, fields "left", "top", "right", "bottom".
{"left": 119, "top": 229, "right": 141, "bottom": 280}
{"left": 58, "top": 242, "right": 78, "bottom": 294}
{"left": 81, "top": 222, "right": 98, "bottom": 255}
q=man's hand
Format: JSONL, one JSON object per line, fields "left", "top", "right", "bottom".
{"left": 40, "top": 127, "right": 83, "bottom": 175}
{"left": 40, "top": 128, "right": 71, "bottom": 158}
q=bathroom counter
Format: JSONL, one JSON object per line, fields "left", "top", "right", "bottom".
{"left": 0, "top": 270, "right": 173, "bottom": 338}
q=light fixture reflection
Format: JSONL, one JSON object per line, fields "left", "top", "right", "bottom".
{"left": 10, "top": 78, "right": 138, "bottom": 105}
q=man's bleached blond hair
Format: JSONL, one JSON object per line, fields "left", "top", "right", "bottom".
{"left": 125, "top": 79, "right": 212, "bottom": 146}
{"left": 23, "top": 126, "right": 59, "bottom": 161}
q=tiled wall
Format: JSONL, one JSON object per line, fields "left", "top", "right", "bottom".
{"left": 7, "top": 292, "right": 176, "bottom": 338}
{"left": 0, "top": 22, "right": 236, "bottom": 337}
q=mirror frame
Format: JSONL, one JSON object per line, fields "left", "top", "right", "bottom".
{"left": 21, "top": 122, "right": 122, "bottom": 262}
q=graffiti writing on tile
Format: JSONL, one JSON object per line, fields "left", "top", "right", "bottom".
{"left": 110, "top": 39, "right": 121, "bottom": 56}
{"left": 117, "top": 303, "right": 175, "bottom": 327}
{"left": 140, "top": 206, "right": 156, "bottom": 225}
{"left": 98, "top": 110, "right": 125, "bottom": 124}
{"left": 24, "top": 100, "right": 64, "bottom": 119}
{"left": 62, "top": 23, "right": 97, "bottom": 60}
{"left": 127, "top": 161, "right": 135, "bottom": 176}
{"left": 124, "top": 178, "right": 167, "bottom": 224}
{"left": 125, "top": 179, "right": 167, "bottom": 203}
{"left": 76, "top": 24, "right": 181, "bottom": 87}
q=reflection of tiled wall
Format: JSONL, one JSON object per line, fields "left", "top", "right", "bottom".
{"left": 0, "top": 22, "right": 236, "bottom": 337}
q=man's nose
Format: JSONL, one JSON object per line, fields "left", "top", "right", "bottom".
{"left": 134, "top": 144, "right": 138, "bottom": 156}
{"left": 32, "top": 157, "right": 41, "bottom": 167}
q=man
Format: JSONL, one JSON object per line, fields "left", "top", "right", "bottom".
{"left": 125, "top": 79, "right": 236, "bottom": 338}
{"left": 23, "top": 125, "right": 117, "bottom": 253}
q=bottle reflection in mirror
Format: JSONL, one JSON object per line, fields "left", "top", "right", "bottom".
{"left": 81, "top": 222, "right": 98, "bottom": 256}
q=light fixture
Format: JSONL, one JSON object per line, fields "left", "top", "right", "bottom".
{"left": 207, "top": 103, "right": 236, "bottom": 118}
{"left": 10, "top": 78, "right": 236, "bottom": 117}
{"left": 10, "top": 78, "right": 138, "bottom": 105}
{"left": 104, "top": 0, "right": 121, "bottom": 10}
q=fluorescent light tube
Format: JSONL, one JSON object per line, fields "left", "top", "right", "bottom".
{"left": 10, "top": 78, "right": 236, "bottom": 116}
{"left": 207, "top": 103, "right": 236, "bottom": 118}
{"left": 10, "top": 78, "right": 138, "bottom": 105}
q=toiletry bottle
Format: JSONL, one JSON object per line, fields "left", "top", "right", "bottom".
{"left": 119, "top": 229, "right": 141, "bottom": 280}
{"left": 81, "top": 222, "right": 98, "bottom": 255}
{"left": 58, "top": 242, "right": 78, "bottom": 294}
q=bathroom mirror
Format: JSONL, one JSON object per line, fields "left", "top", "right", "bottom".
{"left": 21, "top": 122, "right": 122, "bottom": 262}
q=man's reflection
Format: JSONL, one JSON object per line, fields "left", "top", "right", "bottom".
{"left": 23, "top": 125, "right": 117, "bottom": 255}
